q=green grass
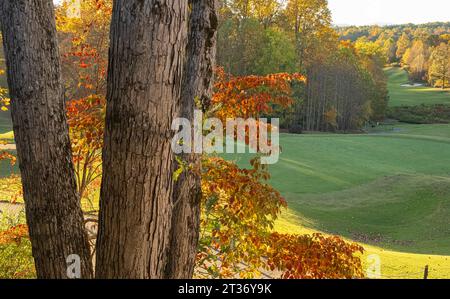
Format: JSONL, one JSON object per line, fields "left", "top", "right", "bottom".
{"left": 226, "top": 130, "right": 450, "bottom": 196}
{"left": 276, "top": 213, "right": 450, "bottom": 279}
{"left": 0, "top": 68, "right": 17, "bottom": 178}
{"left": 386, "top": 67, "right": 450, "bottom": 107}
{"left": 0, "top": 130, "right": 14, "bottom": 144}
{"left": 0, "top": 112, "right": 12, "bottom": 135}
{"left": 0, "top": 124, "right": 16, "bottom": 178}
{"left": 283, "top": 173, "right": 450, "bottom": 255}
{"left": 368, "top": 123, "right": 450, "bottom": 139}
{"left": 0, "top": 66, "right": 12, "bottom": 134}
{"left": 0, "top": 151, "right": 17, "bottom": 178}
{"left": 224, "top": 125, "right": 450, "bottom": 278}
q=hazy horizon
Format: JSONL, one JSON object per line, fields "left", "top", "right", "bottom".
{"left": 52, "top": 0, "right": 450, "bottom": 27}
{"left": 329, "top": 0, "right": 450, "bottom": 26}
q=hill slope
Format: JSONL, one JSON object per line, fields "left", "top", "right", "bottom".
{"left": 386, "top": 67, "right": 450, "bottom": 107}
{"left": 224, "top": 124, "right": 450, "bottom": 278}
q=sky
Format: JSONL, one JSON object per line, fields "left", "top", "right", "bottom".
{"left": 328, "top": 0, "right": 450, "bottom": 26}
{"left": 53, "top": 0, "right": 450, "bottom": 27}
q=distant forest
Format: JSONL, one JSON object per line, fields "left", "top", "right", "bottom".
{"left": 337, "top": 22, "right": 450, "bottom": 86}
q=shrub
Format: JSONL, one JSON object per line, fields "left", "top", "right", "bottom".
{"left": 0, "top": 213, "right": 36, "bottom": 278}
{"left": 289, "top": 124, "right": 303, "bottom": 134}
{"left": 387, "top": 104, "right": 450, "bottom": 124}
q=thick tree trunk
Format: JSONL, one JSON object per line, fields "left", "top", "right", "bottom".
{"left": 95, "top": 0, "right": 188, "bottom": 279}
{"left": 0, "top": 0, "right": 93, "bottom": 279}
{"left": 164, "top": 0, "right": 218, "bottom": 279}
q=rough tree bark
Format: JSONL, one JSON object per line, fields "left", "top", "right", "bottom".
{"left": 95, "top": 0, "right": 188, "bottom": 279}
{"left": 0, "top": 0, "right": 93, "bottom": 278}
{"left": 165, "top": 0, "right": 218, "bottom": 279}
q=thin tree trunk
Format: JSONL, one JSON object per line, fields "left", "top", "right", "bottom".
{"left": 95, "top": 0, "right": 188, "bottom": 279}
{"left": 165, "top": 0, "right": 218, "bottom": 279}
{"left": 0, "top": 0, "right": 93, "bottom": 279}
{"left": 443, "top": 70, "right": 447, "bottom": 89}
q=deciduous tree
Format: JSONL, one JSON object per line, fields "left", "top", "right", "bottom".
{"left": 396, "top": 32, "right": 411, "bottom": 61}
{"left": 403, "top": 40, "right": 431, "bottom": 81}
{"left": 95, "top": 0, "right": 189, "bottom": 279}
{"left": 0, "top": 0, "right": 93, "bottom": 278}
{"left": 284, "top": 0, "right": 332, "bottom": 71}
{"left": 429, "top": 42, "right": 450, "bottom": 89}
{"left": 165, "top": 0, "right": 219, "bottom": 279}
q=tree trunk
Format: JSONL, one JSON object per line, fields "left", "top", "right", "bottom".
{"left": 95, "top": 0, "right": 188, "bottom": 279}
{"left": 442, "top": 71, "right": 447, "bottom": 90}
{"left": 164, "top": 0, "right": 218, "bottom": 279}
{"left": 0, "top": 0, "right": 93, "bottom": 279}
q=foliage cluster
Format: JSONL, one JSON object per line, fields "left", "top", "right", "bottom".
{"left": 387, "top": 104, "right": 450, "bottom": 124}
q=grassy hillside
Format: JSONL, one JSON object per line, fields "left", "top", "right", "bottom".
{"left": 0, "top": 66, "right": 15, "bottom": 178}
{"left": 223, "top": 125, "right": 450, "bottom": 278}
{"left": 0, "top": 57, "right": 12, "bottom": 134}
{"left": 276, "top": 213, "right": 450, "bottom": 279}
{"left": 0, "top": 112, "right": 12, "bottom": 136}
{"left": 386, "top": 67, "right": 450, "bottom": 107}
{"left": 226, "top": 126, "right": 450, "bottom": 192}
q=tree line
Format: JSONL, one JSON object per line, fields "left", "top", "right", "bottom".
{"left": 217, "top": 0, "right": 389, "bottom": 132}
{"left": 339, "top": 22, "right": 450, "bottom": 88}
